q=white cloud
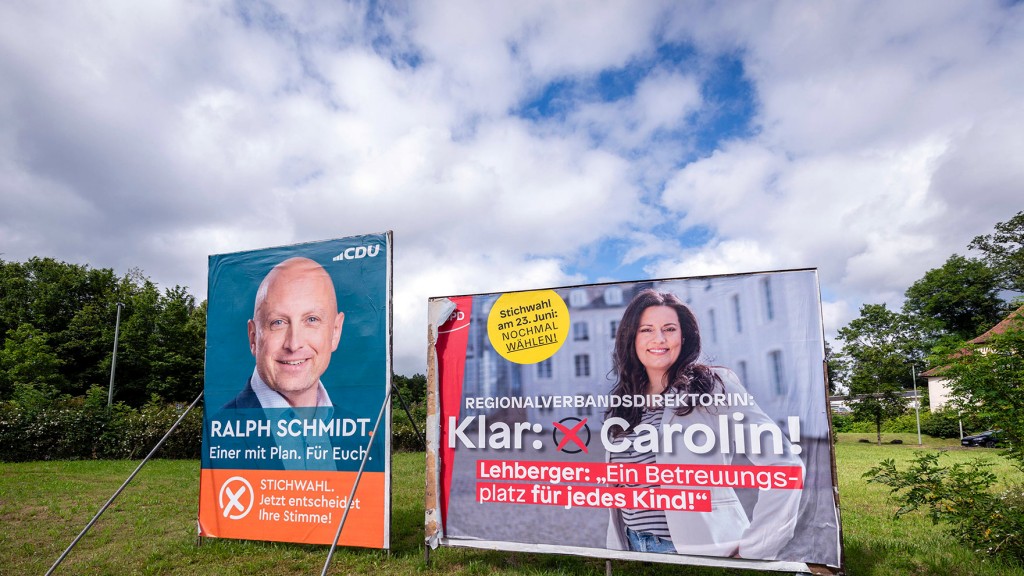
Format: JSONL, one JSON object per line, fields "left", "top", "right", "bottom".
{"left": 649, "top": 238, "right": 780, "bottom": 279}
{"left": 1, "top": 0, "right": 1023, "bottom": 373}
{"left": 652, "top": 1, "right": 1024, "bottom": 332}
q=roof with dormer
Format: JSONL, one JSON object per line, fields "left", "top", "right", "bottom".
{"left": 921, "top": 304, "right": 1024, "bottom": 377}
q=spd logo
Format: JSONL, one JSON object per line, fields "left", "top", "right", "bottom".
{"left": 438, "top": 307, "right": 469, "bottom": 334}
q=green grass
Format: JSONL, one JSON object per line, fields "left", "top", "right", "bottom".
{"left": 834, "top": 435, "right": 1024, "bottom": 576}
{"left": 1, "top": 436, "right": 1023, "bottom": 575}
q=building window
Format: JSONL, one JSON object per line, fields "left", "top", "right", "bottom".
{"left": 737, "top": 360, "right": 748, "bottom": 384}
{"left": 577, "top": 393, "right": 593, "bottom": 416}
{"left": 732, "top": 294, "right": 742, "bottom": 333}
{"left": 762, "top": 277, "right": 775, "bottom": 321}
{"left": 708, "top": 308, "right": 718, "bottom": 343}
{"left": 609, "top": 320, "right": 619, "bottom": 339}
{"left": 604, "top": 286, "right": 623, "bottom": 305}
{"left": 536, "top": 359, "right": 553, "bottom": 379}
{"left": 569, "top": 289, "right": 588, "bottom": 308}
{"left": 769, "top": 350, "right": 785, "bottom": 395}
{"left": 573, "top": 321, "right": 589, "bottom": 341}
{"left": 574, "top": 354, "right": 591, "bottom": 377}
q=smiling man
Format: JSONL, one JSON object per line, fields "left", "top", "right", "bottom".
{"left": 223, "top": 257, "right": 345, "bottom": 409}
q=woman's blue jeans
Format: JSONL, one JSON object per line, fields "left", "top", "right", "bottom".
{"left": 626, "top": 528, "right": 676, "bottom": 553}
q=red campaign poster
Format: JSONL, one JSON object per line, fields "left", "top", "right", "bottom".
{"left": 426, "top": 270, "right": 842, "bottom": 574}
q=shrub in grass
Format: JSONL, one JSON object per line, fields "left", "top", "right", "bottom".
{"left": 391, "top": 403, "right": 427, "bottom": 453}
{"left": 881, "top": 411, "right": 927, "bottom": 433}
{"left": 866, "top": 452, "right": 1024, "bottom": 563}
{"left": 922, "top": 408, "right": 987, "bottom": 439}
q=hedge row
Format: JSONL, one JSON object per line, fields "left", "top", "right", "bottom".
{"left": 0, "top": 394, "right": 203, "bottom": 462}
{"left": 832, "top": 408, "right": 987, "bottom": 438}
{"left": 0, "top": 389, "right": 428, "bottom": 462}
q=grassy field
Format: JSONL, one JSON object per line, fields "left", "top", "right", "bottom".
{"left": 2, "top": 434, "right": 1023, "bottom": 575}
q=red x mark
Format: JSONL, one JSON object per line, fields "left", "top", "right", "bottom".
{"left": 552, "top": 418, "right": 589, "bottom": 453}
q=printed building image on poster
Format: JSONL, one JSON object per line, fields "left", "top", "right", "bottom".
{"left": 426, "top": 270, "right": 841, "bottom": 573}
{"left": 199, "top": 232, "right": 392, "bottom": 548}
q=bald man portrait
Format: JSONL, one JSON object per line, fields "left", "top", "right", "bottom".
{"left": 222, "top": 257, "right": 345, "bottom": 410}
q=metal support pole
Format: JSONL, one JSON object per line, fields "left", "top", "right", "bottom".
{"left": 321, "top": 389, "right": 390, "bottom": 576}
{"left": 47, "top": 390, "right": 204, "bottom": 575}
{"left": 107, "top": 302, "right": 124, "bottom": 407}
{"left": 392, "top": 383, "right": 425, "bottom": 450}
{"left": 911, "top": 365, "right": 922, "bottom": 445}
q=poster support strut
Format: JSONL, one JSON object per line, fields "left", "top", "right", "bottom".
{"left": 46, "top": 390, "right": 204, "bottom": 575}
{"left": 321, "top": 388, "right": 391, "bottom": 576}
{"left": 391, "top": 383, "right": 425, "bottom": 450}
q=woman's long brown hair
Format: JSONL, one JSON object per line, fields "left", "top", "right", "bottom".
{"left": 605, "top": 289, "right": 722, "bottom": 432}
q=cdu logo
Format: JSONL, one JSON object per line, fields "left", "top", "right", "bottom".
{"left": 332, "top": 244, "right": 381, "bottom": 261}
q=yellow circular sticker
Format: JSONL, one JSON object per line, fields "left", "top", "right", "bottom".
{"left": 487, "top": 290, "right": 570, "bottom": 364}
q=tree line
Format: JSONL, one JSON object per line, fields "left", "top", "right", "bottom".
{"left": 832, "top": 211, "right": 1024, "bottom": 564}
{"left": 830, "top": 211, "right": 1024, "bottom": 442}
{"left": 0, "top": 258, "right": 205, "bottom": 409}
{"left": 0, "top": 258, "right": 428, "bottom": 458}
{"left": 3, "top": 212, "right": 1020, "bottom": 457}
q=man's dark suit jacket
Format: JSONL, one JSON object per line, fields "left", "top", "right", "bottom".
{"left": 221, "top": 378, "right": 261, "bottom": 410}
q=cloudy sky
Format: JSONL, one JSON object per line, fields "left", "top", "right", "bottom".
{"left": 1, "top": 1, "right": 1022, "bottom": 374}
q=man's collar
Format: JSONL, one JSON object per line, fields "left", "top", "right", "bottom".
{"left": 249, "top": 368, "right": 333, "bottom": 410}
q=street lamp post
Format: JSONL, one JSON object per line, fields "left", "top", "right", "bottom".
{"left": 107, "top": 302, "right": 124, "bottom": 407}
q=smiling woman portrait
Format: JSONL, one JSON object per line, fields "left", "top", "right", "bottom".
{"left": 604, "top": 288, "right": 804, "bottom": 560}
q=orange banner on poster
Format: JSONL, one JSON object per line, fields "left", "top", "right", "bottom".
{"left": 198, "top": 469, "right": 386, "bottom": 547}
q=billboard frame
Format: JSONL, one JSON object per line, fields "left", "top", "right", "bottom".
{"left": 425, "top": 268, "right": 844, "bottom": 575}
{"left": 198, "top": 231, "right": 393, "bottom": 550}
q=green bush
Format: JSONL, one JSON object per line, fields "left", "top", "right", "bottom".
{"left": 882, "top": 411, "right": 929, "bottom": 433}
{"left": 840, "top": 418, "right": 877, "bottom": 433}
{"left": 391, "top": 403, "right": 426, "bottom": 453}
{"left": 0, "top": 389, "right": 201, "bottom": 462}
{"left": 867, "top": 452, "right": 1024, "bottom": 563}
{"left": 922, "top": 408, "right": 988, "bottom": 439}
{"left": 1, "top": 385, "right": 428, "bottom": 460}
{"left": 831, "top": 413, "right": 856, "bottom": 432}
{"left": 832, "top": 409, "right": 936, "bottom": 435}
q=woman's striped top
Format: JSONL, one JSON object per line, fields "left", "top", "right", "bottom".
{"left": 608, "top": 407, "right": 671, "bottom": 538}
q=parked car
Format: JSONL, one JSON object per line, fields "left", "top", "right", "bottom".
{"left": 961, "top": 430, "right": 1003, "bottom": 448}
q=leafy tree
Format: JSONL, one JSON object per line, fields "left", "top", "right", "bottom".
{"left": 150, "top": 287, "right": 206, "bottom": 403}
{"left": 824, "top": 341, "right": 844, "bottom": 395}
{"left": 0, "top": 258, "right": 122, "bottom": 397}
{"left": 836, "top": 304, "right": 930, "bottom": 444}
{"left": 902, "top": 254, "right": 1006, "bottom": 340}
{"left": 0, "top": 323, "right": 65, "bottom": 406}
{"left": 392, "top": 373, "right": 427, "bottom": 452}
{"left": 0, "top": 257, "right": 206, "bottom": 407}
{"left": 970, "top": 210, "right": 1024, "bottom": 293}
{"left": 393, "top": 373, "right": 426, "bottom": 405}
{"left": 111, "top": 274, "right": 160, "bottom": 406}
{"left": 0, "top": 259, "right": 31, "bottom": 337}
{"left": 934, "top": 314, "right": 1024, "bottom": 463}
